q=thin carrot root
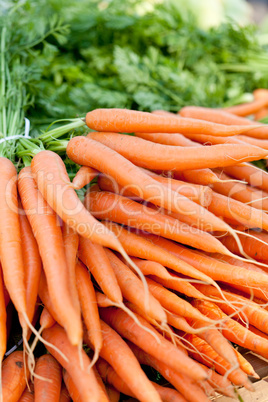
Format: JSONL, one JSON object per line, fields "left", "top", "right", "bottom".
{"left": 87, "top": 348, "right": 100, "bottom": 372}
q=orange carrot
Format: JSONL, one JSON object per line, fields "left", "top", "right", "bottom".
{"left": 105, "top": 249, "right": 166, "bottom": 323}
{"left": 106, "top": 386, "right": 120, "bottom": 402}
{"left": 78, "top": 237, "right": 122, "bottom": 303}
{"left": 196, "top": 363, "right": 235, "bottom": 398}
{"left": 18, "top": 383, "right": 34, "bottom": 402}
{"left": 129, "top": 342, "right": 210, "bottom": 402}
{"left": 18, "top": 167, "right": 82, "bottom": 346}
{"left": 84, "top": 320, "right": 162, "bottom": 402}
{"left": 43, "top": 324, "right": 101, "bottom": 402}
{"left": 237, "top": 135, "right": 268, "bottom": 149}
{"left": 38, "top": 271, "right": 64, "bottom": 327}
{"left": 2, "top": 351, "right": 30, "bottom": 402}
{"left": 100, "top": 306, "right": 207, "bottom": 381}
{"left": 223, "top": 163, "right": 268, "bottom": 193}
{"left": 72, "top": 166, "right": 99, "bottom": 190}
{"left": 34, "top": 354, "right": 62, "bottom": 401}
{"left": 172, "top": 168, "right": 227, "bottom": 186}
{"left": 86, "top": 190, "right": 229, "bottom": 254}
{"left": 0, "top": 262, "right": 7, "bottom": 389}
{"left": 88, "top": 131, "right": 268, "bottom": 170}
{"left": 85, "top": 108, "right": 255, "bottom": 136}
{"left": 135, "top": 131, "right": 198, "bottom": 146}
{"left": 59, "top": 383, "right": 71, "bottom": 402}
{"left": 254, "top": 88, "right": 268, "bottom": 120}
{"left": 40, "top": 307, "right": 56, "bottom": 330}
{"left": 75, "top": 260, "right": 102, "bottom": 364}
{"left": 225, "top": 98, "right": 268, "bottom": 117}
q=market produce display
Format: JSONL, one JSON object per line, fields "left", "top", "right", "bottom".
{"left": 2, "top": 1, "right": 268, "bottom": 401}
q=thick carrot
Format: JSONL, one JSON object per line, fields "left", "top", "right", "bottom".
{"left": 100, "top": 306, "right": 207, "bottom": 381}
{"left": 18, "top": 383, "right": 34, "bottom": 402}
{"left": 0, "top": 262, "right": 7, "bottom": 385}
{"left": 78, "top": 237, "right": 122, "bottom": 303}
{"left": 194, "top": 300, "right": 268, "bottom": 359}
{"left": 2, "top": 351, "right": 30, "bottom": 402}
{"left": 84, "top": 320, "right": 162, "bottom": 402}
{"left": 43, "top": 324, "right": 101, "bottom": 402}
{"left": 72, "top": 166, "right": 99, "bottom": 190}
{"left": 180, "top": 104, "right": 268, "bottom": 136}
{"left": 223, "top": 163, "right": 268, "bottom": 193}
{"left": 19, "top": 206, "right": 42, "bottom": 327}
{"left": 105, "top": 249, "right": 166, "bottom": 323}
{"left": 59, "top": 383, "right": 71, "bottom": 402}
{"left": 129, "top": 342, "right": 210, "bottom": 402}
{"left": 62, "top": 222, "right": 80, "bottom": 315}
{"left": 85, "top": 108, "right": 255, "bottom": 136}
{"left": 88, "top": 132, "right": 268, "bottom": 170}
{"left": 86, "top": 190, "right": 229, "bottom": 254}
{"left": 38, "top": 271, "right": 64, "bottom": 327}
{"left": 185, "top": 334, "right": 253, "bottom": 390}
{"left": 18, "top": 167, "right": 82, "bottom": 346}
{"left": 101, "top": 221, "right": 216, "bottom": 287}
{"left": 34, "top": 354, "right": 62, "bottom": 401}
{"left": 75, "top": 260, "right": 102, "bottom": 362}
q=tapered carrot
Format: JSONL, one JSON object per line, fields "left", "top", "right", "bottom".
{"left": 135, "top": 131, "right": 198, "bottom": 146}
{"left": 67, "top": 137, "right": 232, "bottom": 233}
{"left": 72, "top": 166, "right": 99, "bottom": 190}
{"left": 105, "top": 249, "right": 166, "bottom": 323}
{"left": 196, "top": 362, "right": 235, "bottom": 398}
{"left": 34, "top": 354, "right": 62, "bottom": 401}
{"left": 84, "top": 320, "right": 162, "bottom": 402}
{"left": 19, "top": 383, "right": 34, "bottom": 401}
{"left": 19, "top": 205, "right": 42, "bottom": 326}
{"left": 40, "top": 307, "right": 56, "bottom": 330}
{"left": 225, "top": 97, "right": 268, "bottom": 117}
{"left": 254, "top": 88, "right": 268, "bottom": 120}
{"left": 193, "top": 299, "right": 268, "bottom": 359}
{"left": 75, "top": 260, "right": 102, "bottom": 366}
{"left": 100, "top": 306, "right": 207, "bottom": 381}
{"left": 238, "top": 135, "right": 268, "bottom": 149}
{"left": 62, "top": 222, "right": 80, "bottom": 315}
{"left": 43, "top": 324, "right": 101, "bottom": 402}
{"left": 59, "top": 384, "right": 71, "bottom": 402}
{"left": 38, "top": 271, "right": 64, "bottom": 328}
{"left": 223, "top": 163, "right": 268, "bottom": 193}
{"left": 180, "top": 104, "right": 268, "bottom": 136}
{"left": 88, "top": 132, "right": 268, "bottom": 170}
{"left": 86, "top": 190, "right": 229, "bottom": 254}
{"left": 85, "top": 108, "right": 256, "bottom": 136}
{"left": 185, "top": 334, "right": 253, "bottom": 390}
{"left": 18, "top": 167, "right": 82, "bottom": 346}
{"left": 2, "top": 351, "right": 30, "bottom": 402}
{"left": 98, "top": 170, "right": 213, "bottom": 207}
{"left": 101, "top": 221, "right": 216, "bottom": 287}
{"left": 78, "top": 237, "right": 122, "bottom": 303}
{"left": 172, "top": 168, "right": 226, "bottom": 186}
{"left": 129, "top": 342, "right": 210, "bottom": 402}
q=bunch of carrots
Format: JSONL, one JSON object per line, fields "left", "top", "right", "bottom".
{"left": 2, "top": 91, "right": 268, "bottom": 402}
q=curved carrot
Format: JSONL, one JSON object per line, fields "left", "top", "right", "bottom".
{"left": 105, "top": 249, "right": 166, "bottom": 323}
{"left": 67, "top": 136, "right": 230, "bottom": 233}
{"left": 88, "top": 132, "right": 268, "bottom": 170}
{"left": 100, "top": 306, "right": 207, "bottom": 381}
{"left": 62, "top": 222, "right": 80, "bottom": 315}
{"left": 84, "top": 320, "right": 162, "bottom": 402}
{"left": 129, "top": 342, "right": 210, "bottom": 402}
{"left": 75, "top": 260, "right": 102, "bottom": 363}
{"left": 18, "top": 167, "right": 82, "bottom": 346}
{"left": 224, "top": 98, "right": 268, "bottom": 117}
{"left": 72, "top": 166, "right": 99, "bottom": 190}
{"left": 180, "top": 105, "right": 268, "bottom": 137}
{"left": 85, "top": 108, "right": 255, "bottom": 136}
{"left": 2, "top": 351, "right": 30, "bottom": 402}
{"left": 78, "top": 237, "right": 122, "bottom": 303}
{"left": 223, "top": 163, "right": 268, "bottom": 193}
{"left": 43, "top": 324, "right": 101, "bottom": 402}
{"left": 34, "top": 354, "right": 62, "bottom": 402}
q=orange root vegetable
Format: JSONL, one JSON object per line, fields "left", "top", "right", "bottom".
{"left": 19, "top": 383, "right": 34, "bottom": 402}
{"left": 34, "top": 355, "right": 62, "bottom": 401}
{"left": 72, "top": 166, "right": 99, "bottom": 190}
{"left": 224, "top": 98, "right": 268, "bottom": 117}
{"left": 197, "top": 362, "right": 235, "bottom": 398}
{"left": 223, "top": 163, "right": 268, "bottom": 193}
{"left": 2, "top": 351, "right": 30, "bottom": 402}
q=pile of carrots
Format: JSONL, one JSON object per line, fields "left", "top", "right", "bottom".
{"left": 2, "top": 90, "right": 268, "bottom": 402}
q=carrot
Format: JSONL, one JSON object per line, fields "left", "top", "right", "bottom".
{"left": 30, "top": 150, "right": 129, "bottom": 255}
{"left": 254, "top": 88, "right": 268, "bottom": 120}
{"left": 184, "top": 334, "right": 254, "bottom": 390}
{"left": 85, "top": 108, "right": 256, "bottom": 136}
{"left": 140, "top": 233, "right": 268, "bottom": 290}
{"left": 100, "top": 306, "right": 207, "bottom": 381}
{"left": 62, "top": 222, "right": 80, "bottom": 315}
{"left": 75, "top": 260, "right": 102, "bottom": 366}
{"left": 180, "top": 104, "right": 268, "bottom": 137}
{"left": 106, "top": 386, "right": 120, "bottom": 402}
{"left": 223, "top": 163, "right": 268, "bottom": 193}
{"left": 98, "top": 170, "right": 213, "bottom": 207}
{"left": 193, "top": 299, "right": 268, "bottom": 359}
{"left": 43, "top": 324, "right": 101, "bottom": 402}
{"left": 67, "top": 137, "right": 232, "bottom": 233}
{"left": 34, "top": 354, "right": 62, "bottom": 401}
{"left": 18, "top": 167, "right": 82, "bottom": 346}
{"left": 225, "top": 97, "right": 268, "bottom": 117}
{"left": 18, "top": 383, "right": 34, "bottom": 402}
{"left": 129, "top": 342, "right": 210, "bottom": 402}
{"left": 0, "top": 261, "right": 7, "bottom": 395}
{"left": 84, "top": 320, "right": 162, "bottom": 402}
{"left": 2, "top": 351, "right": 30, "bottom": 402}
{"left": 105, "top": 249, "right": 166, "bottom": 323}
{"left": 72, "top": 166, "right": 99, "bottom": 190}
{"left": 19, "top": 205, "right": 42, "bottom": 326}
{"left": 86, "top": 189, "right": 229, "bottom": 254}
{"left": 78, "top": 237, "right": 122, "bottom": 303}
{"left": 196, "top": 362, "right": 235, "bottom": 398}
{"left": 40, "top": 307, "right": 56, "bottom": 330}
{"left": 38, "top": 271, "right": 64, "bottom": 328}
{"left": 59, "top": 384, "right": 71, "bottom": 402}
{"left": 88, "top": 131, "right": 268, "bottom": 170}
{"left": 172, "top": 168, "right": 227, "bottom": 186}
{"left": 237, "top": 135, "right": 268, "bottom": 149}
{"left": 101, "top": 221, "right": 217, "bottom": 287}
{"left": 134, "top": 131, "right": 198, "bottom": 147}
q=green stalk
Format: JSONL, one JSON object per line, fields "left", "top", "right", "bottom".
{"left": 1, "top": 27, "right": 6, "bottom": 137}
{"left": 38, "top": 118, "right": 85, "bottom": 142}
